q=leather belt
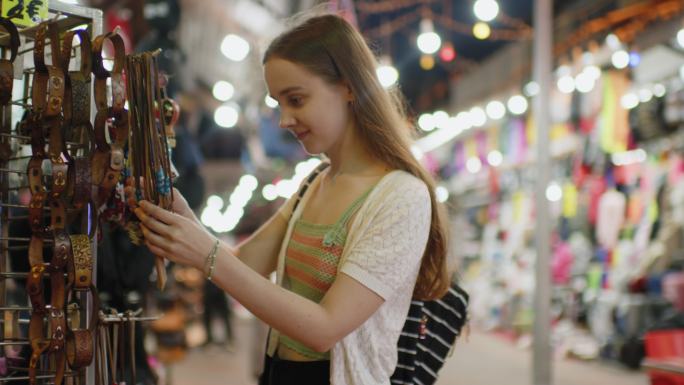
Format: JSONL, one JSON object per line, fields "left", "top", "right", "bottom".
{"left": 27, "top": 264, "right": 49, "bottom": 385}
{"left": 28, "top": 22, "right": 70, "bottom": 385}
{"left": 92, "top": 107, "right": 129, "bottom": 206}
{"left": 69, "top": 234, "right": 92, "bottom": 289}
{"left": 66, "top": 285, "right": 100, "bottom": 370}
{"left": 49, "top": 267, "right": 67, "bottom": 385}
{"left": 66, "top": 29, "right": 92, "bottom": 127}
{"left": 92, "top": 31, "right": 126, "bottom": 115}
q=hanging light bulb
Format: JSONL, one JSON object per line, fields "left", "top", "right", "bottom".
{"left": 212, "top": 81, "right": 235, "bottom": 102}
{"left": 524, "top": 81, "right": 540, "bottom": 97}
{"left": 473, "top": 0, "right": 500, "bottom": 22}
{"left": 220, "top": 34, "right": 250, "bottom": 62}
{"left": 417, "top": 19, "right": 441, "bottom": 54}
{"left": 677, "top": 29, "right": 684, "bottom": 49}
{"left": 611, "top": 50, "right": 630, "bottom": 69}
{"left": 376, "top": 63, "right": 399, "bottom": 88}
{"left": 473, "top": 22, "right": 491, "bottom": 40}
{"left": 507, "top": 95, "right": 528, "bottom": 115}
{"left": 485, "top": 100, "right": 506, "bottom": 120}
{"left": 420, "top": 54, "right": 435, "bottom": 70}
{"left": 439, "top": 42, "right": 456, "bottom": 62}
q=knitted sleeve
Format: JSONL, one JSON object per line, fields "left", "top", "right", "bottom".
{"left": 339, "top": 175, "right": 431, "bottom": 300}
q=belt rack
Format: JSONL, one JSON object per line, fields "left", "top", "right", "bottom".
{"left": 0, "top": 3, "right": 102, "bottom": 385}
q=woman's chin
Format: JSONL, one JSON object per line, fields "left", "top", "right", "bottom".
{"left": 300, "top": 143, "right": 325, "bottom": 155}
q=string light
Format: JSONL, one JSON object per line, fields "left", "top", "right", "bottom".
{"left": 507, "top": 95, "right": 528, "bottom": 115}
{"left": 212, "top": 81, "right": 235, "bottom": 102}
{"left": 466, "top": 157, "right": 482, "bottom": 173}
{"left": 487, "top": 150, "right": 503, "bottom": 167}
{"left": 611, "top": 50, "right": 630, "bottom": 69}
{"left": 420, "top": 54, "right": 435, "bottom": 70}
{"left": 214, "top": 103, "right": 240, "bottom": 128}
{"left": 220, "top": 34, "right": 250, "bottom": 62}
{"left": 524, "top": 81, "right": 540, "bottom": 97}
{"left": 377, "top": 64, "right": 399, "bottom": 88}
{"left": 435, "top": 186, "right": 449, "bottom": 203}
{"left": 418, "top": 113, "right": 436, "bottom": 132}
{"left": 546, "top": 183, "right": 563, "bottom": 202}
{"left": 473, "top": 0, "right": 500, "bottom": 22}
{"left": 486, "top": 100, "right": 506, "bottom": 120}
{"left": 473, "top": 22, "right": 491, "bottom": 40}
{"left": 439, "top": 42, "right": 456, "bottom": 62}
{"left": 638, "top": 89, "right": 653, "bottom": 103}
{"left": 417, "top": 19, "right": 441, "bottom": 54}
{"left": 557, "top": 75, "right": 576, "bottom": 94}
{"left": 433, "top": 110, "right": 450, "bottom": 129}
{"left": 620, "top": 93, "right": 639, "bottom": 110}
{"left": 469, "top": 107, "right": 487, "bottom": 127}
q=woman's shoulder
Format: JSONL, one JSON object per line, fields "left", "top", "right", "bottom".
{"left": 374, "top": 170, "right": 431, "bottom": 203}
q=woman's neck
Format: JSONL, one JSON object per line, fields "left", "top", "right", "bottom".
{"left": 324, "top": 128, "right": 380, "bottom": 180}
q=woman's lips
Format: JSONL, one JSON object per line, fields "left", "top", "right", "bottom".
{"left": 294, "top": 130, "right": 310, "bottom": 140}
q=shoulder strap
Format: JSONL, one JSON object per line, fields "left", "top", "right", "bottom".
{"left": 291, "top": 161, "right": 329, "bottom": 215}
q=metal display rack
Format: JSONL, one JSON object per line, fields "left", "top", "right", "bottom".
{"left": 0, "top": 2, "right": 102, "bottom": 384}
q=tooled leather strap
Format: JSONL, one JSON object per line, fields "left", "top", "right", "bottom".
{"left": 66, "top": 284, "right": 100, "bottom": 370}
{"left": 65, "top": 30, "right": 92, "bottom": 126}
{"left": 32, "top": 22, "right": 65, "bottom": 118}
{"left": 69, "top": 234, "right": 92, "bottom": 289}
{"left": 92, "top": 31, "right": 126, "bottom": 115}
{"left": 71, "top": 157, "right": 92, "bottom": 209}
{"left": 0, "top": 17, "right": 19, "bottom": 106}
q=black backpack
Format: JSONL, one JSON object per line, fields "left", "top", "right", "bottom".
{"left": 391, "top": 283, "right": 469, "bottom": 385}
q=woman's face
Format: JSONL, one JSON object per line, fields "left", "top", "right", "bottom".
{"left": 264, "top": 58, "right": 353, "bottom": 155}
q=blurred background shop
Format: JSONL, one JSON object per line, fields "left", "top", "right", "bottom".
{"left": 3, "top": 0, "right": 684, "bottom": 385}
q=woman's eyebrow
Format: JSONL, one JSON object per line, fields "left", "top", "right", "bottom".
{"left": 278, "top": 86, "right": 304, "bottom": 97}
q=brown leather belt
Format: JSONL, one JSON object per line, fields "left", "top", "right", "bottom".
{"left": 69, "top": 234, "right": 92, "bottom": 289}
{"left": 66, "top": 284, "right": 100, "bottom": 370}
{"left": 92, "top": 107, "right": 129, "bottom": 206}
{"left": 27, "top": 22, "right": 70, "bottom": 385}
{"left": 92, "top": 31, "right": 126, "bottom": 116}
{"left": 27, "top": 264, "right": 48, "bottom": 385}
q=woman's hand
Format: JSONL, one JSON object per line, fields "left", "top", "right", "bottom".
{"left": 134, "top": 200, "right": 216, "bottom": 271}
{"left": 125, "top": 177, "right": 197, "bottom": 223}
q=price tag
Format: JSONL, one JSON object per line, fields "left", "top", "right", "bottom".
{"left": 2, "top": 0, "right": 48, "bottom": 27}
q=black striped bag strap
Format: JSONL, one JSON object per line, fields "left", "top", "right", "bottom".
{"left": 291, "top": 161, "right": 330, "bottom": 215}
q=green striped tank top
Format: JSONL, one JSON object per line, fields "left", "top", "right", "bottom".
{"left": 278, "top": 186, "right": 375, "bottom": 360}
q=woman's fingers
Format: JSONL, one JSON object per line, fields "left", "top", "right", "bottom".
{"left": 139, "top": 200, "right": 178, "bottom": 225}
{"left": 134, "top": 207, "right": 171, "bottom": 236}
{"left": 145, "top": 240, "right": 167, "bottom": 258}
{"left": 140, "top": 224, "right": 169, "bottom": 252}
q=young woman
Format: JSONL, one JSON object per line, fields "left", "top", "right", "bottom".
{"left": 132, "top": 14, "right": 450, "bottom": 385}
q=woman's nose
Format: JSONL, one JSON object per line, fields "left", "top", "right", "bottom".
{"left": 279, "top": 112, "right": 296, "bottom": 129}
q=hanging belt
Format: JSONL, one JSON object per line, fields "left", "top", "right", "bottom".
{"left": 66, "top": 284, "right": 100, "bottom": 370}
{"left": 92, "top": 31, "right": 126, "bottom": 116}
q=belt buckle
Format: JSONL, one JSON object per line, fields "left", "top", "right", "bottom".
{"left": 110, "top": 146, "right": 124, "bottom": 171}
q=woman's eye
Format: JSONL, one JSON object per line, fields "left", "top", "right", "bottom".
{"left": 288, "top": 96, "right": 303, "bottom": 106}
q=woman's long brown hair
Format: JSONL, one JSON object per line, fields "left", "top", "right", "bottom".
{"left": 264, "top": 14, "right": 450, "bottom": 300}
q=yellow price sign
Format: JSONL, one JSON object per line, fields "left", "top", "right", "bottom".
{"left": 2, "top": 0, "right": 48, "bottom": 28}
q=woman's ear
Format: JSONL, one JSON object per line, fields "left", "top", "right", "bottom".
{"left": 343, "top": 81, "right": 354, "bottom": 103}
